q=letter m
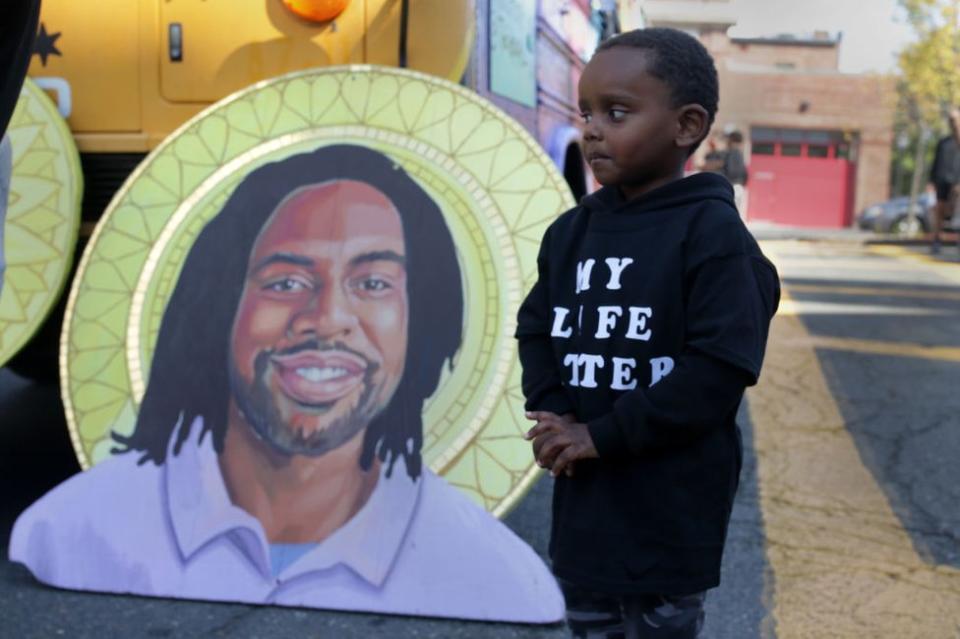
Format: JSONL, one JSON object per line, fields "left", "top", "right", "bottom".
{"left": 576, "top": 259, "right": 596, "bottom": 294}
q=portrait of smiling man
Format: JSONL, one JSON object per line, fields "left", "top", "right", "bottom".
{"left": 10, "top": 144, "right": 564, "bottom": 622}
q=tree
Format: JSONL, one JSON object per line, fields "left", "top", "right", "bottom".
{"left": 896, "top": 0, "right": 960, "bottom": 228}
{"left": 899, "top": 0, "right": 960, "bottom": 122}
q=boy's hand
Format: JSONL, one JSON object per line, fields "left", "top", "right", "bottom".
{"left": 524, "top": 411, "right": 598, "bottom": 478}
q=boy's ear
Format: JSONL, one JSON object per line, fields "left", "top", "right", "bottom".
{"left": 675, "top": 104, "right": 710, "bottom": 150}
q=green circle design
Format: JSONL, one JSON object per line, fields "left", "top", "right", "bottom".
{"left": 0, "top": 79, "right": 82, "bottom": 366}
{"left": 62, "top": 66, "right": 574, "bottom": 517}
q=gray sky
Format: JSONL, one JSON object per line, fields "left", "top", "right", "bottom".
{"left": 728, "top": 0, "right": 915, "bottom": 74}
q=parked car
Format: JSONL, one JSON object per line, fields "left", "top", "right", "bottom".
{"left": 857, "top": 192, "right": 935, "bottom": 234}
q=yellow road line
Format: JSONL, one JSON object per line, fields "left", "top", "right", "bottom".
{"left": 750, "top": 247, "right": 960, "bottom": 638}
{"left": 784, "top": 335, "right": 960, "bottom": 363}
{"left": 776, "top": 299, "right": 950, "bottom": 318}
{"left": 784, "top": 283, "right": 960, "bottom": 302}
{"left": 866, "top": 244, "right": 960, "bottom": 284}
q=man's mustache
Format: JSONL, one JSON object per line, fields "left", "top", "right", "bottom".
{"left": 268, "top": 339, "right": 378, "bottom": 372}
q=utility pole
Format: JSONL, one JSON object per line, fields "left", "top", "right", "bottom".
{"left": 907, "top": 120, "right": 929, "bottom": 236}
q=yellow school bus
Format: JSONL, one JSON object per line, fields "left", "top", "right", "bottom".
{"left": 30, "top": 0, "right": 473, "bottom": 151}
{"left": 28, "top": 0, "right": 474, "bottom": 222}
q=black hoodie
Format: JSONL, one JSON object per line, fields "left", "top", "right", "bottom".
{"left": 516, "top": 172, "right": 779, "bottom": 594}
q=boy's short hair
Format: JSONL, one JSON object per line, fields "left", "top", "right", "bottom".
{"left": 597, "top": 28, "right": 719, "bottom": 154}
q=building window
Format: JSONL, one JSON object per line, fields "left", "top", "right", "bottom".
{"left": 780, "top": 129, "right": 805, "bottom": 143}
{"left": 748, "top": 128, "right": 859, "bottom": 161}
{"left": 781, "top": 143, "right": 802, "bottom": 157}
{"left": 752, "top": 142, "right": 776, "bottom": 155}
{"left": 806, "top": 130, "right": 833, "bottom": 144}
{"left": 751, "top": 127, "right": 778, "bottom": 143}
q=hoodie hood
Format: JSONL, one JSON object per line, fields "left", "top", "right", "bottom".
{"left": 580, "top": 172, "right": 735, "bottom": 216}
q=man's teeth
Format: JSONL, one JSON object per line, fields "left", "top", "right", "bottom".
{"left": 295, "top": 367, "right": 349, "bottom": 382}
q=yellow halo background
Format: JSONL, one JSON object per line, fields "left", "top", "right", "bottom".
{"left": 0, "top": 79, "right": 82, "bottom": 367}
{"left": 61, "top": 66, "right": 573, "bottom": 517}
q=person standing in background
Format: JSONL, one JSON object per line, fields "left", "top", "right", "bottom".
{"left": 699, "top": 135, "right": 726, "bottom": 174}
{"left": 721, "top": 130, "right": 749, "bottom": 219}
{"left": 928, "top": 108, "right": 960, "bottom": 255}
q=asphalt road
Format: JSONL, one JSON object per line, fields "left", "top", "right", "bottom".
{"left": 775, "top": 241, "right": 960, "bottom": 569}
{"left": 752, "top": 240, "right": 960, "bottom": 638}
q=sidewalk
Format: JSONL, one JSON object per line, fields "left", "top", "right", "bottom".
{"left": 747, "top": 220, "right": 960, "bottom": 253}
{"left": 746, "top": 220, "right": 878, "bottom": 242}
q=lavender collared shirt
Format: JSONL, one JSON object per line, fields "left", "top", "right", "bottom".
{"left": 9, "top": 418, "right": 564, "bottom": 622}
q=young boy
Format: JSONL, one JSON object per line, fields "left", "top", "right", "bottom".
{"left": 517, "top": 28, "right": 780, "bottom": 638}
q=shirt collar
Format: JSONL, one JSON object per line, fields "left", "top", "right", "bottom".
{"left": 165, "top": 416, "right": 421, "bottom": 587}
{"left": 282, "top": 453, "right": 420, "bottom": 586}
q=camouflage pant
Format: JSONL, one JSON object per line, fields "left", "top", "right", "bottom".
{"left": 559, "top": 579, "right": 706, "bottom": 639}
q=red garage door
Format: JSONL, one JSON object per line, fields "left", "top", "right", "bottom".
{"left": 747, "top": 128, "right": 857, "bottom": 228}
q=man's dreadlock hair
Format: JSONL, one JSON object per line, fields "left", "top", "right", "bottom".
{"left": 112, "top": 144, "right": 464, "bottom": 481}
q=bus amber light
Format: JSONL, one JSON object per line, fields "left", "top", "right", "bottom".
{"left": 281, "top": 0, "right": 349, "bottom": 23}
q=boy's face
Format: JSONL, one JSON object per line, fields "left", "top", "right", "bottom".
{"left": 578, "top": 48, "right": 694, "bottom": 200}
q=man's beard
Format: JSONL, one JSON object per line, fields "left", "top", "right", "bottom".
{"left": 228, "top": 341, "right": 384, "bottom": 457}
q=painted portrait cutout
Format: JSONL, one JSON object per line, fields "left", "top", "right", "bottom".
{"left": 12, "top": 144, "right": 562, "bottom": 620}
{"left": 11, "top": 66, "right": 575, "bottom": 622}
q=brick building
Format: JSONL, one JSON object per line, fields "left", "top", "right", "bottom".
{"left": 645, "top": 0, "right": 895, "bottom": 226}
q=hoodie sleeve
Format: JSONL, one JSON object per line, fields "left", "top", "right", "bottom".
{"left": 516, "top": 225, "right": 576, "bottom": 417}
{"left": 588, "top": 218, "right": 780, "bottom": 457}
